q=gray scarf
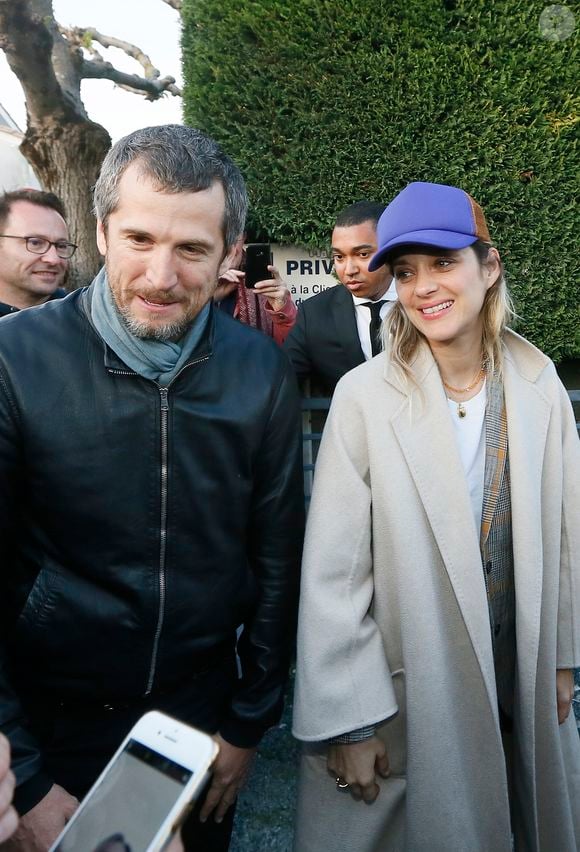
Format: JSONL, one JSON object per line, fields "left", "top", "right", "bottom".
{"left": 90, "top": 267, "right": 210, "bottom": 386}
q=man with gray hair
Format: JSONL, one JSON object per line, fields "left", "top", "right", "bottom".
{"left": 0, "top": 125, "right": 303, "bottom": 851}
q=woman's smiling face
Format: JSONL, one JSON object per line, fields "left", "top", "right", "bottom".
{"left": 391, "top": 245, "right": 500, "bottom": 350}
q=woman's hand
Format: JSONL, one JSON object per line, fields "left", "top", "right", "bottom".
{"left": 556, "top": 668, "right": 575, "bottom": 724}
{"left": 327, "top": 736, "right": 390, "bottom": 803}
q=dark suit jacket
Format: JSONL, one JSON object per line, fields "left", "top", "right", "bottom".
{"left": 283, "top": 284, "right": 364, "bottom": 395}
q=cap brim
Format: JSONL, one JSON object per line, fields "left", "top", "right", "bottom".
{"left": 368, "top": 230, "right": 478, "bottom": 271}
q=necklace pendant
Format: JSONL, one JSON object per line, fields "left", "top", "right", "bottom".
{"left": 457, "top": 402, "right": 467, "bottom": 418}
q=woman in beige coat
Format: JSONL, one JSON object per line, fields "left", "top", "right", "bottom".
{"left": 293, "top": 182, "right": 580, "bottom": 851}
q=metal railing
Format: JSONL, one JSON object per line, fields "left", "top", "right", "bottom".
{"left": 301, "top": 397, "right": 331, "bottom": 506}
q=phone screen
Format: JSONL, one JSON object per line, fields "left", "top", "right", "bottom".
{"left": 54, "top": 739, "right": 193, "bottom": 852}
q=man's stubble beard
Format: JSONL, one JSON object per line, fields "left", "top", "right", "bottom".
{"left": 117, "top": 301, "right": 199, "bottom": 342}
{"left": 106, "top": 262, "right": 216, "bottom": 342}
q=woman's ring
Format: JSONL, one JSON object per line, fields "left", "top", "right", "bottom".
{"left": 336, "top": 777, "right": 350, "bottom": 789}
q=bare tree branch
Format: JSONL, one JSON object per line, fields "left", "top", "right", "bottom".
{"left": 61, "top": 25, "right": 182, "bottom": 99}
{"left": 81, "top": 57, "right": 181, "bottom": 99}
{"left": 0, "top": 0, "right": 181, "bottom": 285}
{"left": 63, "top": 26, "right": 159, "bottom": 79}
{"left": 0, "top": 0, "right": 81, "bottom": 121}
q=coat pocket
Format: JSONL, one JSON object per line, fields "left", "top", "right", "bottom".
{"left": 17, "top": 566, "right": 63, "bottom": 632}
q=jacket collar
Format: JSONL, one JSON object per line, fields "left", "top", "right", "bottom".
{"left": 381, "top": 327, "right": 551, "bottom": 396}
{"left": 382, "top": 336, "right": 434, "bottom": 396}
{"left": 0, "top": 300, "right": 19, "bottom": 317}
{"left": 330, "top": 284, "right": 365, "bottom": 368}
{"left": 0, "top": 288, "right": 67, "bottom": 318}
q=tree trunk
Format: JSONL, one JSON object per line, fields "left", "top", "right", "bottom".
{"left": 1, "top": 0, "right": 180, "bottom": 287}
{"left": 22, "top": 116, "right": 111, "bottom": 289}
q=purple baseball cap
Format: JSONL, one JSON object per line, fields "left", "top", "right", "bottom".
{"left": 368, "top": 182, "right": 491, "bottom": 271}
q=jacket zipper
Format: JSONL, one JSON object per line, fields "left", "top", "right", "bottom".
{"left": 108, "top": 355, "right": 210, "bottom": 695}
{"left": 143, "top": 353, "right": 210, "bottom": 696}
{"left": 145, "top": 385, "right": 169, "bottom": 695}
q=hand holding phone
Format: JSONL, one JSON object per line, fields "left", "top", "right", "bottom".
{"left": 49, "top": 712, "right": 218, "bottom": 852}
{"left": 251, "top": 267, "right": 290, "bottom": 312}
{"left": 4, "top": 784, "right": 78, "bottom": 850}
{"left": 244, "top": 243, "right": 273, "bottom": 289}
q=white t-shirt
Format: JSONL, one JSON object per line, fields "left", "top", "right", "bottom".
{"left": 447, "top": 380, "right": 486, "bottom": 534}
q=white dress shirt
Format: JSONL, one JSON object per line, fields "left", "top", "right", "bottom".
{"left": 351, "top": 278, "right": 398, "bottom": 360}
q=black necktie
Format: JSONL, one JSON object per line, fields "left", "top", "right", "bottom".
{"left": 363, "top": 300, "right": 386, "bottom": 357}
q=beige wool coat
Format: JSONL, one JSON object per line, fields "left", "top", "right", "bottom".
{"left": 293, "top": 331, "right": 580, "bottom": 852}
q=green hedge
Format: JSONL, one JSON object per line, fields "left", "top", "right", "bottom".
{"left": 182, "top": 0, "right": 579, "bottom": 359}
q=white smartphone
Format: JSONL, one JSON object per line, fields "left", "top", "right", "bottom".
{"left": 49, "top": 710, "right": 219, "bottom": 852}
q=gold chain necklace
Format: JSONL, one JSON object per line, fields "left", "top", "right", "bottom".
{"left": 442, "top": 364, "right": 485, "bottom": 419}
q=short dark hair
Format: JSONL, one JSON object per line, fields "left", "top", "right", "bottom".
{"left": 94, "top": 124, "right": 248, "bottom": 251}
{"left": 0, "top": 189, "right": 67, "bottom": 232}
{"left": 334, "top": 200, "right": 385, "bottom": 229}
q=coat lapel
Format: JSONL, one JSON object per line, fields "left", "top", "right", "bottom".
{"left": 330, "top": 286, "right": 365, "bottom": 370}
{"left": 386, "top": 347, "right": 499, "bottom": 720}
{"left": 502, "top": 348, "right": 551, "bottom": 760}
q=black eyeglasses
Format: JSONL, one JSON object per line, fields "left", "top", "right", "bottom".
{"left": 0, "top": 234, "right": 77, "bottom": 259}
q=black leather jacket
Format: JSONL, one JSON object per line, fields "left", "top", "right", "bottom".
{"left": 0, "top": 288, "right": 304, "bottom": 808}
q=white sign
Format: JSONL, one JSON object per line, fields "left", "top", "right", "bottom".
{"left": 271, "top": 244, "right": 337, "bottom": 305}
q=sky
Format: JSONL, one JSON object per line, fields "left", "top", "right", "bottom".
{"left": 0, "top": 0, "right": 183, "bottom": 141}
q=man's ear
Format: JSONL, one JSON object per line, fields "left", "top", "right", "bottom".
{"left": 96, "top": 221, "right": 107, "bottom": 257}
{"left": 218, "top": 239, "right": 241, "bottom": 279}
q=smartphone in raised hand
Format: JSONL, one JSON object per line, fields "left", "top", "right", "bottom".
{"left": 244, "top": 243, "right": 272, "bottom": 288}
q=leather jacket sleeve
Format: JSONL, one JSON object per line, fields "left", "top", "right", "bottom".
{"left": 219, "top": 359, "right": 305, "bottom": 747}
{"left": 0, "top": 366, "right": 54, "bottom": 813}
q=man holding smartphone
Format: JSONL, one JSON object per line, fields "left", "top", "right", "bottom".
{"left": 0, "top": 125, "right": 304, "bottom": 851}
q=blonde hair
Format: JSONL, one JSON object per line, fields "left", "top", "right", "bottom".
{"left": 383, "top": 242, "right": 516, "bottom": 386}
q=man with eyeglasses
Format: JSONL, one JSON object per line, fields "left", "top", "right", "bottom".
{"left": 0, "top": 189, "right": 76, "bottom": 317}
